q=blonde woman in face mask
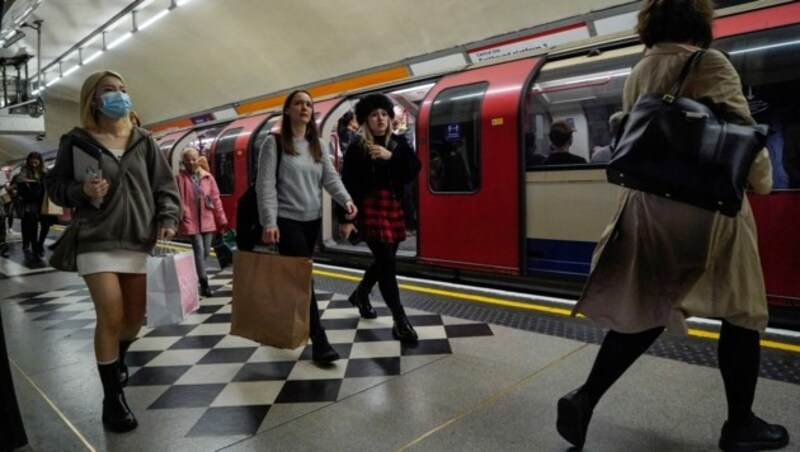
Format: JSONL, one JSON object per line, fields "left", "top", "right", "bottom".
{"left": 176, "top": 147, "right": 228, "bottom": 296}
{"left": 45, "top": 71, "right": 181, "bottom": 433}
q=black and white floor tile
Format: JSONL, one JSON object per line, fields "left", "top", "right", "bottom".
{"left": 9, "top": 269, "right": 494, "bottom": 437}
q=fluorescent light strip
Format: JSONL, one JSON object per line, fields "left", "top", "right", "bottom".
{"left": 62, "top": 65, "right": 80, "bottom": 78}
{"left": 82, "top": 50, "right": 103, "bottom": 65}
{"left": 176, "top": 0, "right": 194, "bottom": 5}
{"left": 138, "top": 9, "right": 169, "bottom": 31}
{"left": 728, "top": 39, "right": 800, "bottom": 56}
{"left": 107, "top": 32, "right": 132, "bottom": 50}
{"left": 45, "top": 77, "right": 61, "bottom": 87}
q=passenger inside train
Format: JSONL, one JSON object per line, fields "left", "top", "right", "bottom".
{"left": 542, "top": 120, "right": 587, "bottom": 165}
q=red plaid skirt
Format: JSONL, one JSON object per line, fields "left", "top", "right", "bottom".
{"left": 360, "top": 189, "right": 406, "bottom": 243}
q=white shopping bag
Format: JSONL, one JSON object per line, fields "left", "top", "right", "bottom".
{"left": 146, "top": 250, "right": 200, "bottom": 327}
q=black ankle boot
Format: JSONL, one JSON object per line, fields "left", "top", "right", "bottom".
{"left": 392, "top": 316, "right": 418, "bottom": 343}
{"left": 102, "top": 393, "right": 138, "bottom": 433}
{"left": 348, "top": 285, "right": 377, "bottom": 319}
{"left": 719, "top": 416, "right": 789, "bottom": 451}
{"left": 199, "top": 277, "right": 213, "bottom": 297}
{"left": 311, "top": 331, "right": 340, "bottom": 364}
{"left": 98, "top": 362, "right": 137, "bottom": 433}
{"left": 557, "top": 387, "right": 595, "bottom": 449}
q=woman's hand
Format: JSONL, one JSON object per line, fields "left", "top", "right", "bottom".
{"left": 344, "top": 201, "right": 358, "bottom": 220}
{"left": 367, "top": 144, "right": 391, "bottom": 160}
{"left": 158, "top": 227, "right": 176, "bottom": 241}
{"left": 339, "top": 223, "right": 357, "bottom": 240}
{"left": 83, "top": 178, "right": 108, "bottom": 198}
{"left": 219, "top": 223, "right": 229, "bottom": 233}
{"left": 262, "top": 226, "right": 279, "bottom": 245}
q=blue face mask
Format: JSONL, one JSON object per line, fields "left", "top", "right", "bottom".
{"left": 98, "top": 91, "right": 132, "bottom": 119}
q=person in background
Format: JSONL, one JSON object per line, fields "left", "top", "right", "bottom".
{"left": 176, "top": 146, "right": 227, "bottom": 297}
{"left": 542, "top": 120, "right": 587, "bottom": 165}
{"left": 591, "top": 111, "right": 625, "bottom": 163}
{"left": 46, "top": 70, "right": 181, "bottom": 433}
{"left": 339, "top": 93, "right": 422, "bottom": 342}
{"left": 3, "top": 167, "right": 16, "bottom": 233}
{"left": 256, "top": 89, "right": 357, "bottom": 364}
{"left": 11, "top": 152, "right": 48, "bottom": 265}
{"left": 337, "top": 111, "right": 359, "bottom": 151}
{"left": 556, "top": 1, "right": 788, "bottom": 451}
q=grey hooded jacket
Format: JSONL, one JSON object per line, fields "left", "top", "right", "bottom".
{"left": 45, "top": 127, "right": 181, "bottom": 255}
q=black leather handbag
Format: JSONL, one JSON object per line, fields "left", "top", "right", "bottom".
{"left": 607, "top": 50, "right": 769, "bottom": 217}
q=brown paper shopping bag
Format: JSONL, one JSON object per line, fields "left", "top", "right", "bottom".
{"left": 230, "top": 250, "right": 312, "bottom": 349}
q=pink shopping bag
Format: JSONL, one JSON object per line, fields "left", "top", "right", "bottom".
{"left": 146, "top": 250, "right": 200, "bottom": 327}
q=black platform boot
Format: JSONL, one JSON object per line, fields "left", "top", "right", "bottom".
{"left": 390, "top": 306, "right": 418, "bottom": 343}
{"left": 199, "top": 277, "right": 213, "bottom": 297}
{"left": 348, "top": 284, "right": 377, "bottom": 319}
{"left": 98, "top": 361, "right": 137, "bottom": 433}
{"left": 311, "top": 330, "right": 340, "bottom": 364}
{"left": 118, "top": 340, "right": 134, "bottom": 388}
{"left": 556, "top": 386, "right": 595, "bottom": 450}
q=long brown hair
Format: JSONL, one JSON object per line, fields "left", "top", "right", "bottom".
{"left": 279, "top": 89, "right": 323, "bottom": 163}
{"left": 636, "top": 0, "right": 714, "bottom": 48}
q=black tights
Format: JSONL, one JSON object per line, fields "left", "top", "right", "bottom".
{"left": 583, "top": 320, "right": 760, "bottom": 426}
{"left": 361, "top": 241, "right": 405, "bottom": 320}
{"left": 276, "top": 218, "right": 323, "bottom": 338}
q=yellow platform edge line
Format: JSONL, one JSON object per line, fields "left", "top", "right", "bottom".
{"left": 313, "top": 269, "right": 800, "bottom": 353}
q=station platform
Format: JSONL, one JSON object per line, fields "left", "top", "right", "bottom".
{"left": 1, "top": 237, "right": 799, "bottom": 451}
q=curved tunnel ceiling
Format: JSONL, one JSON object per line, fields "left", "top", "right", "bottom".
{"left": 0, "top": 0, "right": 635, "bottom": 163}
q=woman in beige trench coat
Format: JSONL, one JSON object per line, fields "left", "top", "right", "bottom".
{"left": 555, "top": 1, "right": 789, "bottom": 451}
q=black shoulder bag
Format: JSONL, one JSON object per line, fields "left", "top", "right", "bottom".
{"left": 236, "top": 134, "right": 282, "bottom": 251}
{"left": 607, "top": 50, "right": 769, "bottom": 217}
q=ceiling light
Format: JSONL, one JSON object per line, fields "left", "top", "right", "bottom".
{"left": 107, "top": 32, "right": 132, "bottom": 50}
{"left": 82, "top": 50, "right": 104, "bottom": 65}
{"left": 138, "top": 9, "right": 169, "bottom": 31}
{"left": 2, "top": 31, "right": 25, "bottom": 48}
{"left": 46, "top": 76, "right": 61, "bottom": 87}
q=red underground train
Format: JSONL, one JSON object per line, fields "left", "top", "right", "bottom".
{"left": 154, "top": 1, "right": 800, "bottom": 328}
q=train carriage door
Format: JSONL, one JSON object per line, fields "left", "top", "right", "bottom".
{"left": 418, "top": 57, "right": 542, "bottom": 274}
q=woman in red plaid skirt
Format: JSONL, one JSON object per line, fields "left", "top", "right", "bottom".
{"left": 339, "top": 94, "right": 421, "bottom": 342}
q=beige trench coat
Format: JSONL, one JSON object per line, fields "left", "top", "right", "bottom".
{"left": 573, "top": 43, "right": 773, "bottom": 334}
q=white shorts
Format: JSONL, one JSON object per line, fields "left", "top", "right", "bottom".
{"left": 77, "top": 250, "right": 148, "bottom": 276}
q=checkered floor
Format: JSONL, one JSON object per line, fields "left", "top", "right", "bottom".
{"left": 9, "top": 268, "right": 493, "bottom": 438}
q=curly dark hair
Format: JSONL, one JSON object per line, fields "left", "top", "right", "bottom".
{"left": 636, "top": 0, "right": 714, "bottom": 48}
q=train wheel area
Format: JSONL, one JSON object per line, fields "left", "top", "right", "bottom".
{"left": 1, "top": 236, "right": 798, "bottom": 451}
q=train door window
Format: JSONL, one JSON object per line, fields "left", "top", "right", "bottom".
{"left": 215, "top": 128, "right": 241, "bottom": 196}
{"left": 250, "top": 118, "right": 280, "bottom": 184}
{"left": 524, "top": 48, "right": 641, "bottom": 168}
{"left": 158, "top": 140, "right": 175, "bottom": 156}
{"left": 714, "top": 24, "right": 800, "bottom": 189}
{"left": 428, "top": 83, "right": 487, "bottom": 193}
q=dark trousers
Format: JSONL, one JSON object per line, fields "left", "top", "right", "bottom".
{"left": 0, "top": 309, "right": 29, "bottom": 451}
{"left": 21, "top": 211, "right": 54, "bottom": 254}
{"left": 362, "top": 241, "right": 404, "bottom": 319}
{"left": 583, "top": 320, "right": 760, "bottom": 426}
{"left": 276, "top": 217, "right": 323, "bottom": 337}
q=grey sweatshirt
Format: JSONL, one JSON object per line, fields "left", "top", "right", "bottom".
{"left": 256, "top": 135, "right": 351, "bottom": 228}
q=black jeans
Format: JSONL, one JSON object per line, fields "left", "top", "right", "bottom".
{"left": 361, "top": 241, "right": 405, "bottom": 320}
{"left": 276, "top": 217, "right": 323, "bottom": 337}
{"left": 21, "top": 211, "right": 54, "bottom": 254}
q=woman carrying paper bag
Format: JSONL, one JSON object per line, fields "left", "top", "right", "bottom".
{"left": 255, "top": 89, "right": 357, "bottom": 364}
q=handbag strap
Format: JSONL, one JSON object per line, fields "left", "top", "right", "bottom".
{"left": 664, "top": 50, "right": 706, "bottom": 103}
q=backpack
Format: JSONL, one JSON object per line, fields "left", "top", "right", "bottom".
{"left": 236, "top": 134, "right": 282, "bottom": 251}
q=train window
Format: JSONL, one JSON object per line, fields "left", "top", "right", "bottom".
{"left": 428, "top": 83, "right": 487, "bottom": 193}
{"left": 215, "top": 127, "right": 241, "bottom": 196}
{"left": 524, "top": 47, "right": 641, "bottom": 168}
{"left": 714, "top": 24, "right": 800, "bottom": 189}
{"left": 158, "top": 140, "right": 174, "bottom": 155}
{"left": 250, "top": 118, "right": 280, "bottom": 184}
